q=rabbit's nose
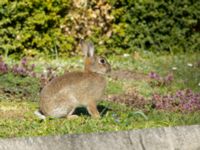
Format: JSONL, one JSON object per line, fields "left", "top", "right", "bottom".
{"left": 107, "top": 66, "right": 111, "bottom": 73}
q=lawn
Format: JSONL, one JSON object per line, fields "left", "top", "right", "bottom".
{"left": 0, "top": 51, "right": 200, "bottom": 138}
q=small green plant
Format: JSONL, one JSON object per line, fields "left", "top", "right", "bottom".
{"left": 106, "top": 79, "right": 124, "bottom": 95}
{"left": 0, "top": 73, "right": 39, "bottom": 101}
{"left": 0, "top": 56, "right": 57, "bottom": 101}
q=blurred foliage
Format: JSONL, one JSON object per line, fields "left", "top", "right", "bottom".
{"left": 0, "top": 0, "right": 113, "bottom": 58}
{"left": 0, "top": 0, "right": 199, "bottom": 58}
{"left": 0, "top": 0, "right": 74, "bottom": 58}
{"left": 107, "top": 0, "right": 200, "bottom": 53}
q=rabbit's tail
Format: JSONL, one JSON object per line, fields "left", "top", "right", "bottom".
{"left": 34, "top": 110, "right": 46, "bottom": 120}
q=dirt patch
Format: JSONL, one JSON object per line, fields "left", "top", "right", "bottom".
{"left": 0, "top": 110, "right": 26, "bottom": 119}
{"left": 0, "top": 104, "right": 28, "bottom": 119}
{"left": 109, "top": 69, "right": 149, "bottom": 81}
{"left": 106, "top": 91, "right": 150, "bottom": 109}
{"left": 105, "top": 69, "right": 151, "bottom": 109}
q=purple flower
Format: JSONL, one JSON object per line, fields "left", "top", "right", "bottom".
{"left": 164, "top": 74, "right": 173, "bottom": 83}
{"left": 0, "top": 61, "right": 8, "bottom": 74}
{"left": 152, "top": 89, "right": 200, "bottom": 112}
{"left": 31, "top": 64, "right": 35, "bottom": 70}
{"left": 149, "top": 72, "right": 174, "bottom": 87}
{"left": 21, "top": 57, "right": 27, "bottom": 66}
{"left": 149, "top": 72, "right": 160, "bottom": 79}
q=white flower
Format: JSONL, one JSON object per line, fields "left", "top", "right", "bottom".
{"left": 198, "top": 83, "right": 200, "bottom": 87}
{"left": 123, "top": 53, "right": 130, "bottom": 58}
{"left": 172, "top": 67, "right": 177, "bottom": 70}
{"left": 43, "top": 69, "right": 47, "bottom": 74}
{"left": 187, "top": 63, "right": 193, "bottom": 67}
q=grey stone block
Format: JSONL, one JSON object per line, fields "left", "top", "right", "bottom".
{"left": 0, "top": 125, "right": 200, "bottom": 150}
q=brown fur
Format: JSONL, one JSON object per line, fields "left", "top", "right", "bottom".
{"left": 38, "top": 41, "right": 111, "bottom": 118}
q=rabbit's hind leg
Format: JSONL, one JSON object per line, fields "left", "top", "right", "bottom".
{"left": 87, "top": 101, "right": 100, "bottom": 119}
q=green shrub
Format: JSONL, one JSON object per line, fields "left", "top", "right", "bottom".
{"left": 107, "top": 0, "right": 200, "bottom": 54}
{"left": 0, "top": 0, "right": 199, "bottom": 57}
{"left": 0, "top": 0, "right": 75, "bottom": 58}
{"left": 0, "top": 0, "right": 113, "bottom": 58}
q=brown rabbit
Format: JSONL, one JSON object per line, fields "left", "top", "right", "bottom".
{"left": 35, "top": 41, "right": 111, "bottom": 119}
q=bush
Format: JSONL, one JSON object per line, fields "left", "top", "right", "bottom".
{"left": 107, "top": 0, "right": 200, "bottom": 53}
{"left": 0, "top": 0, "right": 113, "bottom": 58}
{"left": 0, "top": 0, "right": 75, "bottom": 58}
{"left": 0, "top": 0, "right": 199, "bottom": 57}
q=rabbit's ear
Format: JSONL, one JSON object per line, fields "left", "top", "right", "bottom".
{"left": 87, "top": 41, "right": 95, "bottom": 57}
{"left": 80, "top": 40, "right": 89, "bottom": 57}
{"left": 80, "top": 40, "right": 95, "bottom": 57}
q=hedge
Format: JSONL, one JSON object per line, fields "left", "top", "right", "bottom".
{"left": 107, "top": 0, "right": 200, "bottom": 53}
{"left": 0, "top": 0, "right": 199, "bottom": 58}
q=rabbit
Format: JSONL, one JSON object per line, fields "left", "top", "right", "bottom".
{"left": 35, "top": 41, "right": 111, "bottom": 119}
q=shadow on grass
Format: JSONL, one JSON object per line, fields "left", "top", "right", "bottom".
{"left": 38, "top": 105, "right": 112, "bottom": 122}
{"left": 73, "top": 105, "right": 111, "bottom": 117}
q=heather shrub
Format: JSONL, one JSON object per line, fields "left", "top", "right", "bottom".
{"left": 108, "top": 89, "right": 200, "bottom": 113}
{"left": 151, "top": 89, "right": 200, "bottom": 112}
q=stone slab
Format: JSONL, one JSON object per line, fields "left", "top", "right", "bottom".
{"left": 0, "top": 125, "right": 200, "bottom": 150}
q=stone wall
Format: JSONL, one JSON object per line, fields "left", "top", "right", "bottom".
{"left": 0, "top": 125, "right": 200, "bottom": 150}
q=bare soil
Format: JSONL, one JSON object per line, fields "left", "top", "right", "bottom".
{"left": 0, "top": 103, "right": 28, "bottom": 119}
{"left": 109, "top": 69, "right": 148, "bottom": 81}
{"left": 106, "top": 69, "right": 150, "bottom": 108}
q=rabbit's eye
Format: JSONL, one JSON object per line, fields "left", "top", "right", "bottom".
{"left": 99, "top": 58, "right": 106, "bottom": 64}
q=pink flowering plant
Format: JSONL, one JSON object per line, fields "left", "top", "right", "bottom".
{"left": 151, "top": 89, "right": 200, "bottom": 112}
{"left": 0, "top": 56, "right": 57, "bottom": 87}
{"left": 148, "top": 72, "right": 174, "bottom": 87}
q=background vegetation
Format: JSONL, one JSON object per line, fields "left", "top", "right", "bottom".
{"left": 0, "top": 0, "right": 199, "bottom": 58}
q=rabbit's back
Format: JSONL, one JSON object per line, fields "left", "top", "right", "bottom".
{"left": 40, "top": 72, "right": 106, "bottom": 98}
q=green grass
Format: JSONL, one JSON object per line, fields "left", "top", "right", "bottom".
{"left": 106, "top": 79, "right": 124, "bottom": 95}
{"left": 0, "top": 52, "right": 200, "bottom": 138}
{"left": 0, "top": 73, "right": 40, "bottom": 101}
{"left": 110, "top": 52, "right": 200, "bottom": 94}
{"left": 1, "top": 100, "right": 200, "bottom": 138}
